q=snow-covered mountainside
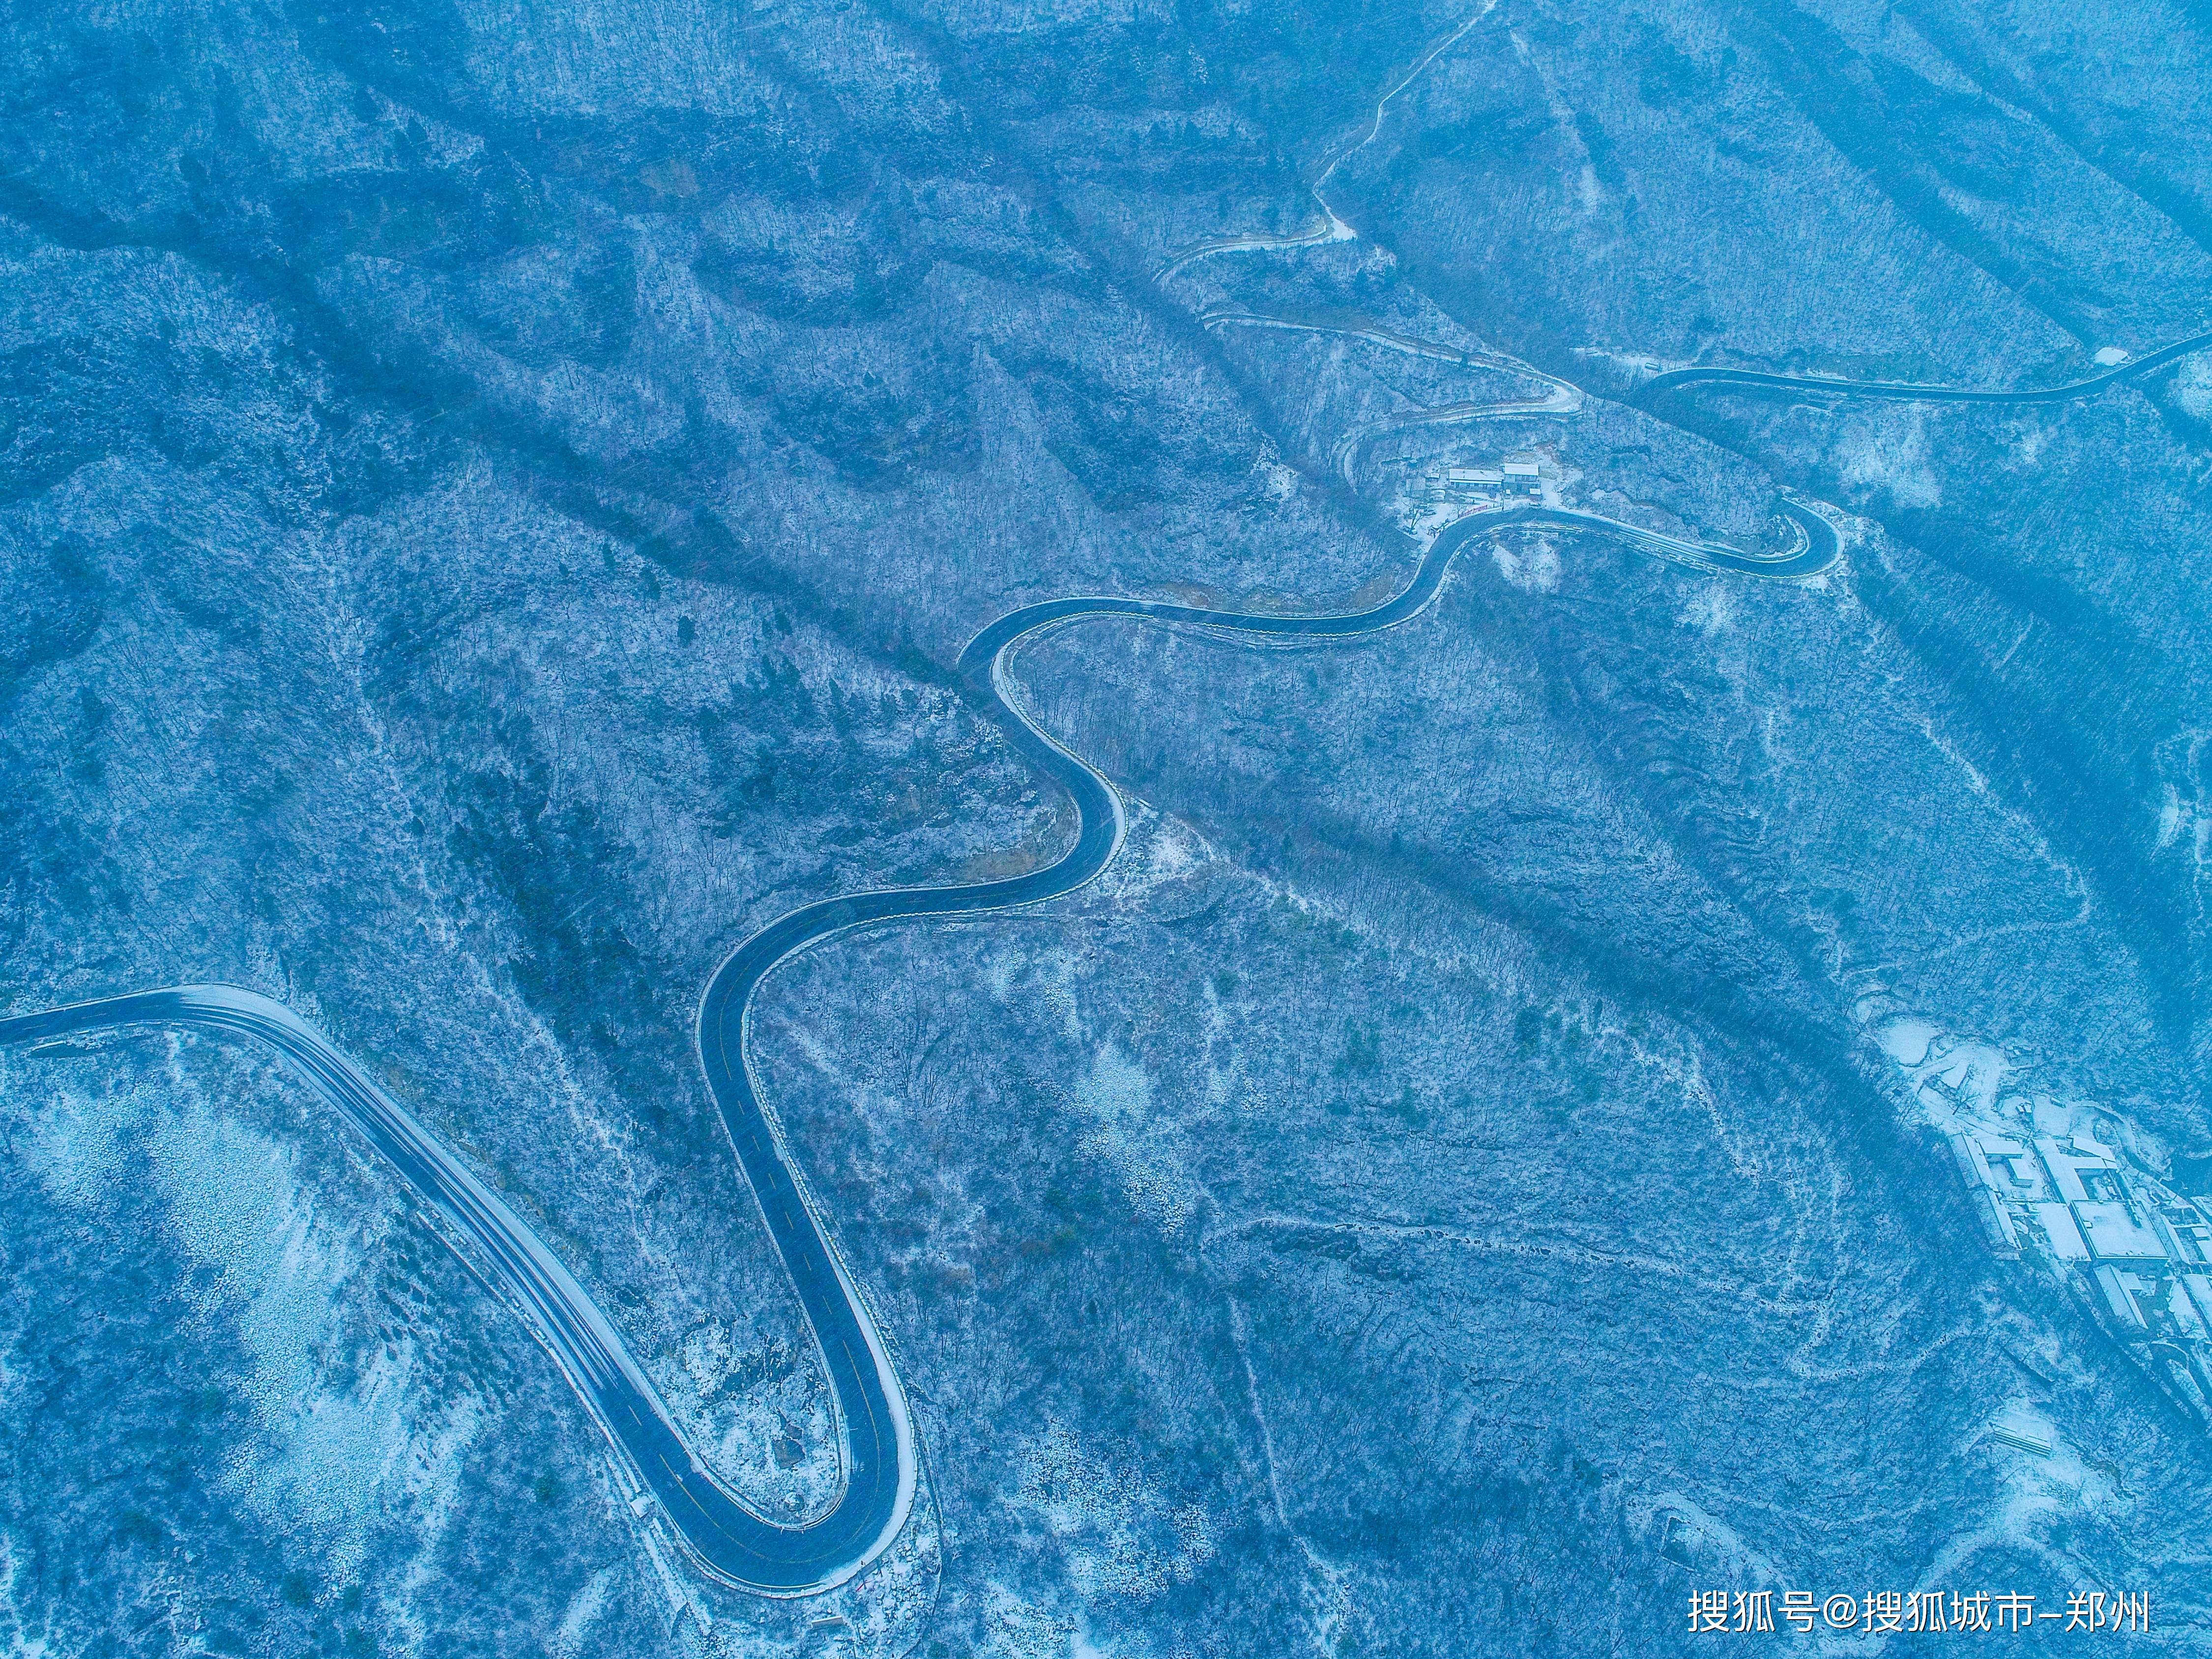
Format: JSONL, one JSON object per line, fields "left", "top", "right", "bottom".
{"left": 3, "top": 0, "right": 2210, "bottom": 1650}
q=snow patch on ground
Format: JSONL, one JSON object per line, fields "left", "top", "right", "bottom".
{"left": 1257, "top": 458, "right": 1301, "bottom": 502}
{"left": 1876, "top": 1018, "right": 1941, "bottom": 1068}
{"left": 1917, "top": 1407, "right": 2115, "bottom": 1589}
{"left": 149, "top": 1104, "right": 413, "bottom": 1559}
{"left": 976, "top": 1582, "right": 1078, "bottom": 1659}
{"left": 1677, "top": 583, "right": 1736, "bottom": 636}
{"left": 1835, "top": 406, "right": 1943, "bottom": 508}
{"left": 1633, "top": 1491, "right": 1781, "bottom": 1585}
{"left": 1015, "top": 1419, "right": 1217, "bottom": 1603}
{"left": 549, "top": 1564, "right": 617, "bottom": 1659}
{"left": 1096, "top": 800, "right": 1219, "bottom": 904}
{"left": 0, "top": 1533, "right": 62, "bottom": 1659}
{"left": 2150, "top": 733, "right": 2212, "bottom": 909}
{"left": 1074, "top": 1043, "right": 1202, "bottom": 1234}
{"left": 19, "top": 1073, "right": 144, "bottom": 1208}
{"left": 1490, "top": 535, "right": 1560, "bottom": 592}
{"left": 2178, "top": 352, "right": 2212, "bottom": 421}
{"left": 660, "top": 1318, "right": 836, "bottom": 1521}
{"left": 17, "top": 1065, "right": 482, "bottom": 1580}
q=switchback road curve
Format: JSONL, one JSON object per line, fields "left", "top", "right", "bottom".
{"left": 0, "top": 498, "right": 1834, "bottom": 1596}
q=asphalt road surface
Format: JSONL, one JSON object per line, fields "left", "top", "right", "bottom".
{"left": 1634, "top": 331, "right": 2212, "bottom": 406}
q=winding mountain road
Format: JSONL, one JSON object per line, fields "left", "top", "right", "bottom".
{"left": 1632, "top": 330, "right": 2212, "bottom": 407}
{"left": 1201, "top": 311, "right": 1501, "bottom": 367}
{"left": 1329, "top": 387, "right": 1581, "bottom": 486}
{"left": 1196, "top": 310, "right": 1585, "bottom": 485}
{"left": 0, "top": 499, "right": 1834, "bottom": 1596}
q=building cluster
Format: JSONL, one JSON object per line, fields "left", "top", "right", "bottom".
{"left": 1423, "top": 455, "right": 1544, "bottom": 504}
{"left": 1950, "top": 1111, "right": 2212, "bottom": 1411}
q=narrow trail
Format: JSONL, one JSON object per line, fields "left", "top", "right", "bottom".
{"left": 0, "top": 501, "right": 1834, "bottom": 1599}
{"left": 1155, "top": 6, "right": 1492, "bottom": 281}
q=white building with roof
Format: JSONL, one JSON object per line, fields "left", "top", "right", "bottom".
{"left": 2032, "top": 1203, "right": 2090, "bottom": 1261}
{"left": 2097, "top": 1265, "right": 2156, "bottom": 1331}
{"left": 2076, "top": 1202, "right": 2167, "bottom": 1263}
{"left": 2036, "top": 1136, "right": 2116, "bottom": 1202}
{"left": 1974, "top": 1135, "right": 2048, "bottom": 1199}
{"left": 2156, "top": 1207, "right": 2212, "bottom": 1266}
